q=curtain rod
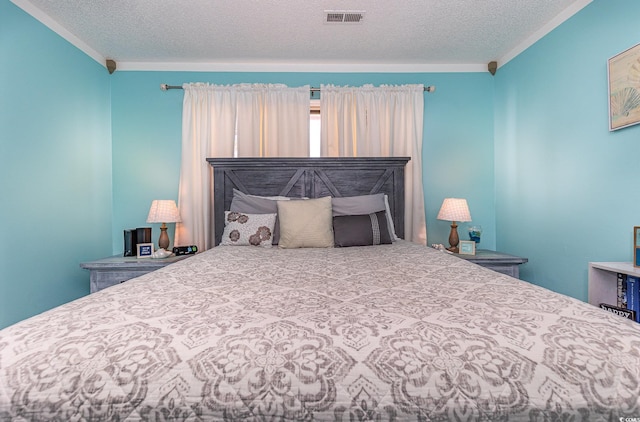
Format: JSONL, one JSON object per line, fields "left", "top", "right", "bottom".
{"left": 160, "top": 83, "right": 436, "bottom": 93}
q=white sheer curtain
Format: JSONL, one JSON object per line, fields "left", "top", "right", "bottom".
{"left": 175, "top": 83, "right": 310, "bottom": 250}
{"left": 234, "top": 84, "right": 311, "bottom": 157}
{"left": 320, "top": 84, "right": 426, "bottom": 244}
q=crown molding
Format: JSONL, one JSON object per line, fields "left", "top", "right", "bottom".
{"left": 11, "top": 0, "right": 106, "bottom": 67}
{"left": 12, "top": 0, "right": 593, "bottom": 74}
{"left": 498, "top": 0, "right": 592, "bottom": 67}
{"left": 116, "top": 61, "right": 487, "bottom": 73}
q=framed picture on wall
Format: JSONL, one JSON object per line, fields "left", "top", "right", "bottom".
{"left": 635, "top": 226, "right": 640, "bottom": 267}
{"left": 608, "top": 42, "right": 640, "bottom": 131}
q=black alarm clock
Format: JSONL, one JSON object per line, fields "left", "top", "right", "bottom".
{"left": 173, "top": 245, "right": 198, "bottom": 255}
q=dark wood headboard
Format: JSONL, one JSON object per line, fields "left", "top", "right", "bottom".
{"left": 207, "top": 157, "right": 410, "bottom": 246}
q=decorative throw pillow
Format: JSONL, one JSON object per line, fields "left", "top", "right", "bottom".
{"left": 233, "top": 188, "right": 291, "bottom": 201}
{"left": 333, "top": 211, "right": 393, "bottom": 247}
{"left": 277, "top": 196, "right": 334, "bottom": 248}
{"left": 230, "top": 190, "right": 285, "bottom": 244}
{"left": 331, "top": 193, "right": 398, "bottom": 241}
{"left": 332, "top": 193, "right": 386, "bottom": 216}
{"left": 219, "top": 211, "right": 276, "bottom": 247}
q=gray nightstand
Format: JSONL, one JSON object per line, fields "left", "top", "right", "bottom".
{"left": 80, "top": 254, "right": 192, "bottom": 293}
{"left": 455, "top": 249, "right": 528, "bottom": 278}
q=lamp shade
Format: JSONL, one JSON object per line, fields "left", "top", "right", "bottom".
{"left": 437, "top": 198, "right": 471, "bottom": 222}
{"left": 146, "top": 200, "right": 182, "bottom": 224}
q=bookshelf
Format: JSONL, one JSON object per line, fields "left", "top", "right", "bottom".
{"left": 588, "top": 262, "right": 640, "bottom": 306}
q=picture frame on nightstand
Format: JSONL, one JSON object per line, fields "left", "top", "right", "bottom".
{"left": 137, "top": 243, "right": 154, "bottom": 258}
{"left": 458, "top": 240, "right": 476, "bottom": 255}
{"left": 634, "top": 226, "right": 640, "bottom": 267}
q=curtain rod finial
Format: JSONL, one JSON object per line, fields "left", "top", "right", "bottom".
{"left": 488, "top": 61, "right": 497, "bottom": 76}
{"left": 106, "top": 59, "right": 116, "bottom": 74}
{"left": 425, "top": 86, "right": 436, "bottom": 93}
{"left": 160, "top": 83, "right": 169, "bottom": 91}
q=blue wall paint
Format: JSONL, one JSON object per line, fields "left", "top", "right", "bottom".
{"left": 422, "top": 75, "right": 495, "bottom": 249}
{"left": 13, "top": 0, "right": 628, "bottom": 327}
{"left": 110, "top": 72, "right": 496, "bottom": 253}
{"left": 494, "top": 0, "right": 640, "bottom": 300}
{"left": 0, "top": 0, "right": 113, "bottom": 328}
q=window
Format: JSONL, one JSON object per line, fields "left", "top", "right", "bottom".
{"left": 310, "top": 99, "right": 320, "bottom": 157}
{"left": 233, "top": 99, "right": 320, "bottom": 158}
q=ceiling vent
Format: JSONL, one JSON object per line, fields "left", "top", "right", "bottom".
{"left": 324, "top": 10, "right": 365, "bottom": 24}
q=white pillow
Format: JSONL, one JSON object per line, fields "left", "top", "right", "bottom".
{"left": 384, "top": 194, "right": 400, "bottom": 241}
{"left": 277, "top": 197, "right": 334, "bottom": 248}
{"left": 220, "top": 211, "right": 277, "bottom": 247}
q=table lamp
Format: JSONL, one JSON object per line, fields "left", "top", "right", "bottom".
{"left": 146, "top": 200, "right": 182, "bottom": 250}
{"left": 437, "top": 198, "right": 471, "bottom": 253}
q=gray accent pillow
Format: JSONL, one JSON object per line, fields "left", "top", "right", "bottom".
{"left": 332, "top": 193, "right": 397, "bottom": 241}
{"left": 230, "top": 190, "right": 285, "bottom": 244}
{"left": 333, "top": 211, "right": 392, "bottom": 247}
{"left": 332, "top": 193, "right": 386, "bottom": 216}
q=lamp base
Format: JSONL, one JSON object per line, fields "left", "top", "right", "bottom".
{"left": 158, "top": 223, "right": 170, "bottom": 250}
{"left": 447, "top": 221, "right": 460, "bottom": 253}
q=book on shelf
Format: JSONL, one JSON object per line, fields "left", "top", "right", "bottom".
{"left": 617, "top": 273, "right": 628, "bottom": 308}
{"left": 627, "top": 275, "right": 640, "bottom": 323}
{"left": 599, "top": 303, "right": 636, "bottom": 320}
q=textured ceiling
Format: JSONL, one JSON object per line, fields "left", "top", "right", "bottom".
{"left": 12, "top": 0, "right": 591, "bottom": 71}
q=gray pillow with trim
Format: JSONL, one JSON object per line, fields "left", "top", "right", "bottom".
{"left": 332, "top": 193, "right": 398, "bottom": 241}
{"left": 333, "top": 211, "right": 392, "bottom": 247}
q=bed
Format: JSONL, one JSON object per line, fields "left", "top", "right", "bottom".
{"left": 1, "top": 157, "right": 639, "bottom": 420}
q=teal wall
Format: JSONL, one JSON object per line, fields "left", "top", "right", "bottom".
{"left": 0, "top": 1, "right": 113, "bottom": 328}
{"left": 6, "top": 0, "right": 630, "bottom": 328}
{"left": 110, "top": 72, "right": 496, "bottom": 254}
{"left": 494, "top": 0, "right": 640, "bottom": 300}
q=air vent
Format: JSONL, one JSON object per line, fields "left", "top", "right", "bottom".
{"left": 324, "top": 10, "right": 365, "bottom": 24}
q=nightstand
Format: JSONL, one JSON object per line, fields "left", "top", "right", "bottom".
{"left": 455, "top": 249, "right": 528, "bottom": 279}
{"left": 80, "top": 254, "right": 192, "bottom": 293}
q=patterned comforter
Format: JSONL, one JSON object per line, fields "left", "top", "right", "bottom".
{"left": 1, "top": 241, "right": 640, "bottom": 420}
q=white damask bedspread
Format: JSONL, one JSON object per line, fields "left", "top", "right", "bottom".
{"left": 1, "top": 241, "right": 640, "bottom": 420}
